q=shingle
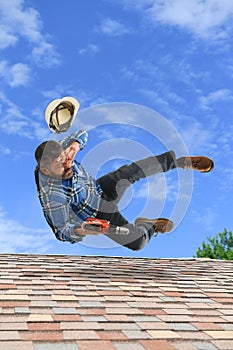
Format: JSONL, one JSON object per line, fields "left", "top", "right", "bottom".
{"left": 219, "top": 323, "right": 233, "bottom": 331}
{"left": 204, "top": 331, "right": 233, "bottom": 339}
{"left": 158, "top": 315, "right": 193, "bottom": 322}
{"left": 63, "top": 330, "right": 100, "bottom": 340}
{"left": 137, "top": 321, "right": 170, "bottom": 330}
{"left": 0, "top": 294, "right": 29, "bottom": 301}
{"left": 176, "top": 331, "right": 211, "bottom": 340}
{"left": 192, "top": 342, "right": 219, "bottom": 350}
{"left": 141, "top": 339, "right": 176, "bottom": 350}
{"left": 34, "top": 343, "right": 78, "bottom": 350}
{"left": 53, "top": 307, "right": 77, "bottom": 314}
{"left": 53, "top": 314, "right": 82, "bottom": 322}
{"left": 27, "top": 314, "right": 53, "bottom": 322}
{"left": 0, "top": 331, "right": 21, "bottom": 340}
{"left": 79, "top": 301, "right": 103, "bottom": 307}
{"left": 172, "top": 342, "right": 198, "bottom": 350}
{"left": 163, "top": 308, "right": 192, "bottom": 315}
{"left": 20, "top": 331, "right": 63, "bottom": 341}
{"left": 222, "top": 316, "right": 233, "bottom": 322}
{"left": 60, "top": 321, "right": 102, "bottom": 330}
{"left": 129, "top": 315, "right": 161, "bottom": 322}
{"left": 76, "top": 340, "right": 116, "bottom": 350}
{"left": 104, "top": 314, "right": 131, "bottom": 322}
{"left": 81, "top": 316, "right": 107, "bottom": 322}
{"left": 106, "top": 307, "right": 143, "bottom": 314}
{"left": 169, "top": 323, "right": 198, "bottom": 331}
{"left": 147, "top": 330, "right": 181, "bottom": 339}
{"left": 122, "top": 330, "right": 151, "bottom": 339}
{"left": 212, "top": 340, "right": 233, "bottom": 349}
{"left": 15, "top": 307, "right": 30, "bottom": 313}
{"left": 97, "top": 330, "right": 127, "bottom": 340}
{"left": 191, "top": 322, "right": 223, "bottom": 331}
{"left": 114, "top": 342, "right": 145, "bottom": 350}
{"left": 28, "top": 322, "right": 61, "bottom": 331}
{"left": 0, "top": 341, "right": 34, "bottom": 350}
{"left": 102, "top": 322, "right": 141, "bottom": 331}
{"left": 1, "top": 321, "right": 26, "bottom": 330}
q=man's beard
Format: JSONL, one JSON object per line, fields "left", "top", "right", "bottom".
{"left": 62, "top": 167, "right": 73, "bottom": 179}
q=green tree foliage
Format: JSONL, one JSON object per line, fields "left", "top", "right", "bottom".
{"left": 195, "top": 229, "right": 233, "bottom": 260}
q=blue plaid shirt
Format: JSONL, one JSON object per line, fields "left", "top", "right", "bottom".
{"left": 35, "top": 130, "right": 103, "bottom": 243}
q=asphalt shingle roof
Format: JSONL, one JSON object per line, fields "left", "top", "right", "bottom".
{"left": 0, "top": 254, "right": 233, "bottom": 350}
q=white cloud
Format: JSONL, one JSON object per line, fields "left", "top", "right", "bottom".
{"left": 139, "top": 89, "right": 170, "bottom": 108}
{"left": 136, "top": 176, "right": 177, "bottom": 201}
{"left": 95, "top": 127, "right": 116, "bottom": 141}
{"left": 121, "top": 58, "right": 197, "bottom": 105}
{"left": 0, "top": 0, "right": 42, "bottom": 42}
{"left": 96, "top": 18, "right": 132, "bottom": 36}
{"left": 9, "top": 62, "right": 31, "bottom": 86}
{"left": 180, "top": 120, "right": 215, "bottom": 153}
{"left": 121, "top": 0, "right": 233, "bottom": 40}
{"left": 31, "top": 41, "right": 60, "bottom": 68}
{"left": 0, "top": 91, "right": 49, "bottom": 139}
{"left": 0, "top": 144, "right": 11, "bottom": 155}
{"left": 217, "top": 124, "right": 233, "bottom": 156}
{"left": 0, "top": 206, "right": 52, "bottom": 253}
{"left": 0, "top": 24, "right": 18, "bottom": 49}
{"left": 0, "top": 60, "right": 31, "bottom": 87}
{"left": 120, "top": 67, "right": 139, "bottom": 82}
{"left": 191, "top": 206, "right": 217, "bottom": 231}
{"left": 0, "top": 0, "right": 60, "bottom": 67}
{"left": 200, "top": 89, "right": 233, "bottom": 109}
{"left": 41, "top": 85, "right": 107, "bottom": 110}
{"left": 79, "top": 44, "right": 100, "bottom": 56}
{"left": 222, "top": 168, "right": 233, "bottom": 189}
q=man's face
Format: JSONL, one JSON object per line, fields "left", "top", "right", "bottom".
{"left": 42, "top": 150, "right": 74, "bottom": 180}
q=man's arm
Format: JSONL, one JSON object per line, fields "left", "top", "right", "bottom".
{"left": 44, "top": 200, "right": 101, "bottom": 243}
{"left": 59, "top": 130, "right": 88, "bottom": 164}
{"left": 74, "top": 226, "right": 102, "bottom": 236}
{"left": 60, "top": 130, "right": 88, "bottom": 151}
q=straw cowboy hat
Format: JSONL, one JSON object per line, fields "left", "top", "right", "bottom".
{"left": 45, "top": 96, "right": 80, "bottom": 133}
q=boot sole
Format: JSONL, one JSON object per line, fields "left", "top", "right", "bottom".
{"left": 135, "top": 217, "right": 174, "bottom": 233}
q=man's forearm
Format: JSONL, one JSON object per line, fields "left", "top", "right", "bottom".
{"left": 74, "top": 226, "right": 100, "bottom": 236}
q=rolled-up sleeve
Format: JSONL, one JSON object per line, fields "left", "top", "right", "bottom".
{"left": 60, "top": 130, "right": 88, "bottom": 150}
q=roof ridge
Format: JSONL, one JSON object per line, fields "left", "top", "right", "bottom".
{"left": 0, "top": 253, "right": 233, "bottom": 263}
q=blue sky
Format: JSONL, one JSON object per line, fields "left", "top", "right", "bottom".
{"left": 0, "top": 0, "right": 233, "bottom": 258}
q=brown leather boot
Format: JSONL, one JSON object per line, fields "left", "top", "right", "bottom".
{"left": 135, "top": 218, "right": 174, "bottom": 233}
{"left": 176, "top": 156, "right": 214, "bottom": 172}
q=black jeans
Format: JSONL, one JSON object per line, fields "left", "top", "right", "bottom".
{"left": 96, "top": 150, "right": 176, "bottom": 251}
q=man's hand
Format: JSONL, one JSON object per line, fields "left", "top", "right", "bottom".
{"left": 74, "top": 227, "right": 101, "bottom": 236}
{"left": 65, "top": 142, "right": 80, "bottom": 162}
